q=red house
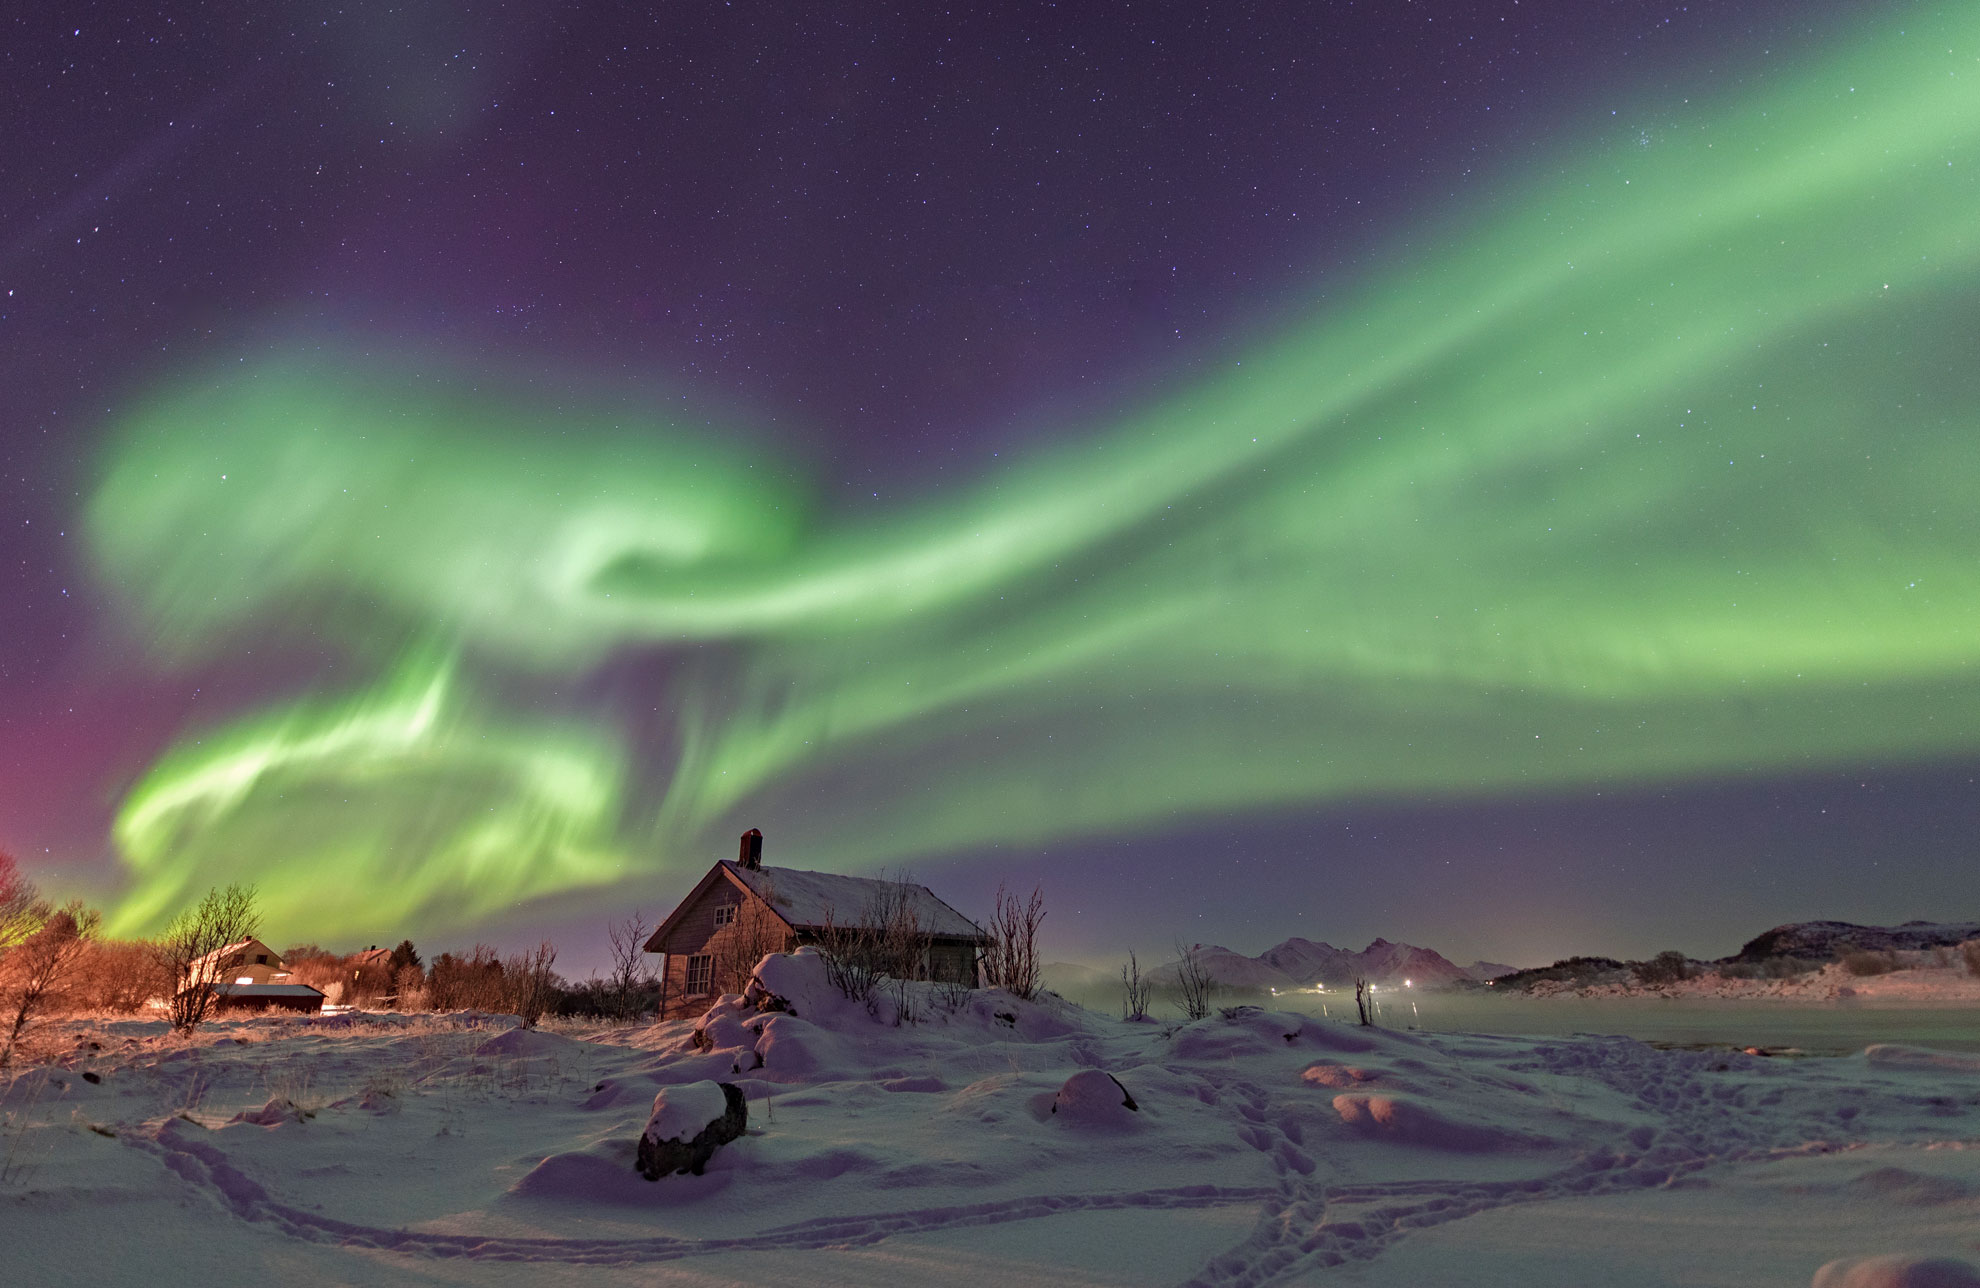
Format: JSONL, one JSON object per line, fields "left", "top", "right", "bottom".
{"left": 643, "top": 829, "right": 989, "bottom": 1019}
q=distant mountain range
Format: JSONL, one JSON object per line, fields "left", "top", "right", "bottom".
{"left": 1045, "top": 918, "right": 1977, "bottom": 1005}
{"left": 1148, "top": 937, "right": 1508, "bottom": 991}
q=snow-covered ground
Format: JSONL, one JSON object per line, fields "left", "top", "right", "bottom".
{"left": 4, "top": 948, "right": 1978, "bottom": 1287}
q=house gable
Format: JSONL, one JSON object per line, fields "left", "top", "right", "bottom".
{"left": 186, "top": 937, "right": 292, "bottom": 989}
{"left": 643, "top": 865, "right": 795, "bottom": 957}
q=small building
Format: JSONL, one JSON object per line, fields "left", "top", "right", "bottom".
{"left": 179, "top": 939, "right": 325, "bottom": 1014}
{"left": 644, "top": 829, "right": 990, "bottom": 1019}
{"left": 209, "top": 982, "right": 327, "bottom": 1015}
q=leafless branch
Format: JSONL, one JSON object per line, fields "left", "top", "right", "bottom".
{"left": 1174, "top": 941, "right": 1215, "bottom": 1021}
{"left": 982, "top": 884, "right": 1045, "bottom": 1001}
{"left": 149, "top": 884, "right": 261, "bottom": 1036}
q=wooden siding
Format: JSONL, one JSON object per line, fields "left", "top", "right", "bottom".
{"left": 649, "top": 862, "right": 988, "bottom": 1018}
{"left": 656, "top": 877, "right": 795, "bottom": 1019}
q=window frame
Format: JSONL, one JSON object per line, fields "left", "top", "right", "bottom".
{"left": 684, "top": 953, "right": 714, "bottom": 996}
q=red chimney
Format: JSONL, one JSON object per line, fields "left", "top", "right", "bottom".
{"left": 738, "top": 828, "right": 763, "bottom": 870}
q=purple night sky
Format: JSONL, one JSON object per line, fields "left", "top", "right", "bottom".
{"left": 4, "top": 1, "right": 1975, "bottom": 976}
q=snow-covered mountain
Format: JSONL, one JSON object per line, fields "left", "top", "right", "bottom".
{"left": 1158, "top": 937, "right": 1475, "bottom": 990}
{"left": 1148, "top": 945, "right": 1302, "bottom": 991}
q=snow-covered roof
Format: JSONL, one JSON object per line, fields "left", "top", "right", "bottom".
{"left": 190, "top": 938, "right": 270, "bottom": 973}
{"left": 725, "top": 862, "right": 986, "bottom": 941}
{"left": 211, "top": 983, "right": 325, "bottom": 998}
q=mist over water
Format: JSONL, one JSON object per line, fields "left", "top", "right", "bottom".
{"left": 1051, "top": 982, "right": 1980, "bottom": 1055}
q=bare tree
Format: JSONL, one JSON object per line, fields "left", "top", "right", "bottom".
{"left": 0, "top": 903, "right": 100, "bottom": 1069}
{"left": 150, "top": 883, "right": 261, "bottom": 1036}
{"left": 1174, "top": 941, "right": 1215, "bottom": 1021}
{"left": 1354, "top": 976, "right": 1375, "bottom": 1026}
{"left": 982, "top": 883, "right": 1045, "bottom": 1001}
{"left": 502, "top": 941, "right": 559, "bottom": 1029}
{"left": 0, "top": 852, "right": 47, "bottom": 952}
{"left": 1120, "top": 950, "right": 1152, "bottom": 1022}
{"left": 712, "top": 887, "right": 792, "bottom": 1000}
{"left": 604, "top": 910, "right": 656, "bottom": 1019}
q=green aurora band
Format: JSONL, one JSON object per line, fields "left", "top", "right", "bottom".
{"left": 92, "top": 11, "right": 1980, "bottom": 937}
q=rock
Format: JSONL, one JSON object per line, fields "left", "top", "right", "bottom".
{"left": 1812, "top": 1256, "right": 1980, "bottom": 1288}
{"left": 233, "top": 1096, "right": 305, "bottom": 1126}
{"left": 637, "top": 1081, "right": 747, "bottom": 1179}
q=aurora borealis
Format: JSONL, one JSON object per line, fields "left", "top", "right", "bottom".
{"left": 5, "top": 2, "right": 1978, "bottom": 965}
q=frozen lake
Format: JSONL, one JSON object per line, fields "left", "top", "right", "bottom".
{"left": 1267, "top": 989, "right": 1980, "bottom": 1054}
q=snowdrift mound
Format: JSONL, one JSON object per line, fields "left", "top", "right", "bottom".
{"left": 475, "top": 1027, "right": 584, "bottom": 1059}
{"left": 1049, "top": 1069, "right": 1140, "bottom": 1129}
{"left": 1811, "top": 1256, "right": 1980, "bottom": 1288}
{"left": 1330, "top": 1092, "right": 1545, "bottom": 1151}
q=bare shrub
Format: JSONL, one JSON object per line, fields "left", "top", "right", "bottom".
{"left": 0, "top": 853, "right": 44, "bottom": 952}
{"left": 428, "top": 946, "right": 506, "bottom": 1011}
{"left": 1633, "top": 951, "right": 1694, "bottom": 986}
{"left": 1121, "top": 950, "right": 1152, "bottom": 1022}
{"left": 281, "top": 949, "right": 347, "bottom": 998}
{"left": 816, "top": 908, "right": 882, "bottom": 1005}
{"left": 1962, "top": 940, "right": 1980, "bottom": 977}
{"left": 393, "top": 964, "right": 429, "bottom": 1010}
{"left": 347, "top": 956, "right": 394, "bottom": 1007}
{"left": 1, "top": 904, "right": 100, "bottom": 1068}
{"left": 934, "top": 974, "right": 972, "bottom": 1016}
{"left": 1174, "top": 942, "right": 1214, "bottom": 1021}
{"left": 65, "top": 938, "right": 168, "bottom": 1012}
{"left": 817, "top": 876, "right": 936, "bottom": 1016}
{"left": 982, "top": 884, "right": 1045, "bottom": 1001}
{"left": 502, "top": 942, "right": 559, "bottom": 1028}
{"left": 149, "top": 883, "right": 261, "bottom": 1036}
{"left": 1841, "top": 950, "right": 1897, "bottom": 977}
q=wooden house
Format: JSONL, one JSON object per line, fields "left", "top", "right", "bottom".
{"left": 179, "top": 938, "right": 326, "bottom": 1014}
{"left": 644, "top": 829, "right": 990, "bottom": 1019}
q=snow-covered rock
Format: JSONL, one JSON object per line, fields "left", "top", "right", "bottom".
{"left": 637, "top": 1080, "right": 747, "bottom": 1179}
{"left": 1049, "top": 1069, "right": 1139, "bottom": 1128}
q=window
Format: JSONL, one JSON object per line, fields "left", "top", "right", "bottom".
{"left": 685, "top": 954, "right": 713, "bottom": 995}
{"left": 255, "top": 954, "right": 268, "bottom": 965}
{"left": 711, "top": 905, "right": 736, "bottom": 927}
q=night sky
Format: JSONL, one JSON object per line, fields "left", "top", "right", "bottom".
{"left": 5, "top": 1, "right": 1977, "bottom": 975}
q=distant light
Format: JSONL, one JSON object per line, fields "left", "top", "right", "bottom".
{"left": 1404, "top": 978, "right": 1413, "bottom": 988}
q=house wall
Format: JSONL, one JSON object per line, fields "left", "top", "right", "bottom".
{"left": 653, "top": 881, "right": 793, "bottom": 1019}
{"left": 781, "top": 933, "right": 982, "bottom": 985}
{"left": 188, "top": 938, "right": 291, "bottom": 988}
{"left": 212, "top": 992, "right": 323, "bottom": 1015}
